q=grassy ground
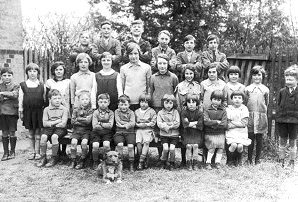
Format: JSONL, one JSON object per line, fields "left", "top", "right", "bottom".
{"left": 0, "top": 122, "right": 297, "bottom": 201}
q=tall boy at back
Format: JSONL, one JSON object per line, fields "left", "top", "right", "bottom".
{"left": 276, "top": 65, "right": 298, "bottom": 169}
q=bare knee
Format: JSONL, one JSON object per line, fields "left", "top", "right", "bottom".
{"left": 40, "top": 134, "right": 48, "bottom": 143}
{"left": 81, "top": 139, "right": 88, "bottom": 147}
{"left": 163, "top": 144, "right": 169, "bottom": 151}
{"left": 93, "top": 142, "right": 100, "bottom": 149}
{"left": 71, "top": 138, "right": 78, "bottom": 148}
{"left": 103, "top": 141, "right": 110, "bottom": 148}
{"left": 169, "top": 144, "right": 175, "bottom": 151}
{"left": 51, "top": 134, "right": 59, "bottom": 144}
{"left": 186, "top": 144, "right": 192, "bottom": 150}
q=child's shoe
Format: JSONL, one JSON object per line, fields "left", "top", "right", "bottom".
{"left": 1, "top": 137, "right": 9, "bottom": 161}
{"left": 70, "top": 159, "right": 76, "bottom": 169}
{"left": 186, "top": 160, "right": 192, "bottom": 171}
{"left": 75, "top": 158, "right": 84, "bottom": 170}
{"left": 27, "top": 153, "right": 35, "bottom": 160}
{"left": 35, "top": 154, "right": 42, "bottom": 160}
{"left": 1, "top": 153, "right": 9, "bottom": 161}
{"left": 215, "top": 163, "right": 221, "bottom": 169}
{"left": 205, "top": 163, "right": 212, "bottom": 170}
{"left": 279, "top": 158, "right": 285, "bottom": 168}
{"left": 137, "top": 161, "right": 143, "bottom": 170}
{"left": 45, "top": 156, "right": 59, "bottom": 167}
{"left": 144, "top": 158, "right": 149, "bottom": 169}
{"left": 192, "top": 160, "right": 200, "bottom": 171}
{"left": 129, "top": 161, "right": 135, "bottom": 172}
{"left": 92, "top": 160, "right": 100, "bottom": 170}
{"left": 287, "top": 160, "right": 295, "bottom": 170}
{"left": 168, "top": 162, "right": 175, "bottom": 171}
{"left": 36, "top": 155, "right": 47, "bottom": 167}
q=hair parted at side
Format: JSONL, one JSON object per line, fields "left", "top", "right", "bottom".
{"left": 210, "top": 90, "right": 224, "bottom": 101}
{"left": 184, "top": 35, "right": 196, "bottom": 43}
{"left": 100, "top": 20, "right": 112, "bottom": 27}
{"left": 131, "top": 19, "right": 144, "bottom": 27}
{"left": 76, "top": 53, "right": 93, "bottom": 66}
{"left": 48, "top": 89, "right": 61, "bottom": 99}
{"left": 0, "top": 67, "right": 13, "bottom": 75}
{"left": 182, "top": 64, "right": 198, "bottom": 80}
{"left": 50, "top": 61, "right": 66, "bottom": 78}
{"left": 207, "top": 34, "right": 219, "bottom": 43}
{"left": 125, "top": 42, "right": 141, "bottom": 57}
{"left": 250, "top": 65, "right": 266, "bottom": 80}
{"left": 158, "top": 30, "right": 172, "bottom": 39}
{"left": 118, "top": 94, "right": 130, "bottom": 104}
{"left": 161, "top": 94, "right": 177, "bottom": 109}
{"left": 139, "top": 93, "right": 152, "bottom": 106}
{"left": 77, "top": 90, "right": 91, "bottom": 99}
{"left": 284, "top": 64, "right": 298, "bottom": 80}
{"left": 98, "top": 93, "right": 110, "bottom": 101}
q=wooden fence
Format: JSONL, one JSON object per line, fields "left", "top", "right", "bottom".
{"left": 23, "top": 46, "right": 298, "bottom": 141}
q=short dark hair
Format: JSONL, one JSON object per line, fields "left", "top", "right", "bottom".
{"left": 118, "top": 94, "right": 130, "bottom": 104}
{"left": 185, "top": 93, "right": 200, "bottom": 107}
{"left": 98, "top": 93, "right": 110, "bottom": 101}
{"left": 161, "top": 94, "right": 177, "bottom": 109}
{"left": 101, "top": 21, "right": 112, "bottom": 27}
{"left": 285, "top": 65, "right": 298, "bottom": 80}
{"left": 182, "top": 64, "right": 198, "bottom": 80}
{"left": 131, "top": 19, "right": 144, "bottom": 27}
{"left": 210, "top": 90, "right": 224, "bottom": 101}
{"left": 250, "top": 65, "right": 266, "bottom": 80}
{"left": 139, "top": 93, "right": 152, "bottom": 107}
{"left": 183, "top": 35, "right": 196, "bottom": 43}
{"left": 226, "top": 65, "right": 241, "bottom": 78}
{"left": 25, "top": 63, "right": 40, "bottom": 76}
{"left": 207, "top": 64, "right": 220, "bottom": 76}
{"left": 50, "top": 61, "right": 66, "bottom": 78}
{"left": 48, "top": 89, "right": 61, "bottom": 99}
{"left": 230, "top": 90, "right": 246, "bottom": 100}
{"left": 0, "top": 67, "right": 13, "bottom": 75}
{"left": 100, "top": 52, "right": 112, "bottom": 61}
{"left": 207, "top": 34, "right": 219, "bottom": 43}
{"left": 125, "top": 42, "right": 141, "bottom": 57}
{"left": 158, "top": 30, "right": 172, "bottom": 39}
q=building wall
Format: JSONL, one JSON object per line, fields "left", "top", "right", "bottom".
{"left": 0, "top": 0, "right": 24, "bottom": 82}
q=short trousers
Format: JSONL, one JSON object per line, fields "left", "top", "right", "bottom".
{"left": 0, "top": 115, "right": 18, "bottom": 132}
{"left": 136, "top": 129, "right": 154, "bottom": 144}
{"left": 91, "top": 129, "right": 113, "bottom": 143}
{"left": 71, "top": 126, "right": 91, "bottom": 141}
{"left": 160, "top": 136, "right": 179, "bottom": 145}
{"left": 114, "top": 132, "right": 136, "bottom": 145}
{"left": 277, "top": 123, "right": 298, "bottom": 140}
{"left": 42, "top": 127, "right": 67, "bottom": 140}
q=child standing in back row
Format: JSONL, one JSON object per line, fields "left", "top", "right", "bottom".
{"left": 19, "top": 63, "right": 46, "bottom": 160}
{"left": 245, "top": 66, "right": 269, "bottom": 165}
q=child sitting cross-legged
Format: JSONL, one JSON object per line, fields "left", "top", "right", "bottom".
{"left": 114, "top": 94, "right": 136, "bottom": 171}
{"left": 225, "top": 91, "right": 251, "bottom": 166}
{"left": 91, "top": 93, "right": 114, "bottom": 170}
{"left": 37, "top": 89, "right": 68, "bottom": 167}
{"left": 135, "top": 93, "right": 157, "bottom": 170}
{"left": 70, "top": 90, "right": 94, "bottom": 169}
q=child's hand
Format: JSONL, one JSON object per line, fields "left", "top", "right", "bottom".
{"left": 125, "top": 124, "right": 130, "bottom": 129}
{"left": 217, "top": 120, "right": 221, "bottom": 125}
{"left": 164, "top": 126, "right": 170, "bottom": 133}
{"left": 139, "top": 123, "right": 147, "bottom": 128}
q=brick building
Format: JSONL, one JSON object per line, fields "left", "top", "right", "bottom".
{"left": 0, "top": 0, "right": 24, "bottom": 82}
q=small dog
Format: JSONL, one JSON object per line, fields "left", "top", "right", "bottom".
{"left": 97, "top": 151, "right": 123, "bottom": 184}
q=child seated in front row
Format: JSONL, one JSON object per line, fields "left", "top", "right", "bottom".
{"left": 226, "top": 91, "right": 251, "bottom": 166}
{"left": 37, "top": 89, "right": 68, "bottom": 167}
{"left": 114, "top": 94, "right": 136, "bottom": 171}
{"left": 157, "top": 94, "right": 180, "bottom": 170}
{"left": 181, "top": 93, "right": 204, "bottom": 171}
{"left": 91, "top": 93, "right": 114, "bottom": 170}
{"left": 135, "top": 93, "right": 157, "bottom": 170}
{"left": 204, "top": 90, "right": 227, "bottom": 169}
{"left": 70, "top": 90, "right": 94, "bottom": 169}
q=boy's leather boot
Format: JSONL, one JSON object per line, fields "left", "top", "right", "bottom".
{"left": 1, "top": 137, "right": 9, "bottom": 161}
{"left": 186, "top": 160, "right": 192, "bottom": 171}
{"left": 75, "top": 157, "right": 85, "bottom": 170}
{"left": 193, "top": 160, "right": 199, "bottom": 171}
{"left": 9, "top": 137, "right": 17, "bottom": 159}
{"left": 36, "top": 155, "right": 47, "bottom": 167}
{"left": 129, "top": 160, "right": 134, "bottom": 172}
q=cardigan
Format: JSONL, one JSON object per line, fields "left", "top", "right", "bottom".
{"left": 276, "top": 86, "right": 298, "bottom": 123}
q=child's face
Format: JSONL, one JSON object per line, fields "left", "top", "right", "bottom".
{"left": 27, "top": 69, "right": 38, "bottom": 80}
{"left": 98, "top": 98, "right": 110, "bottom": 110}
{"left": 54, "top": 65, "right": 65, "bottom": 78}
{"left": 79, "top": 94, "right": 90, "bottom": 107}
{"left": 232, "top": 95, "right": 243, "bottom": 108}
{"left": 211, "top": 98, "right": 222, "bottom": 108}
{"left": 1, "top": 72, "right": 13, "bottom": 84}
{"left": 140, "top": 100, "right": 149, "bottom": 110}
{"left": 184, "top": 40, "right": 195, "bottom": 52}
{"left": 228, "top": 72, "right": 239, "bottom": 83}
{"left": 164, "top": 100, "right": 174, "bottom": 111}
{"left": 158, "top": 33, "right": 170, "bottom": 47}
{"left": 131, "top": 24, "right": 144, "bottom": 36}
{"left": 208, "top": 39, "right": 218, "bottom": 51}
{"left": 101, "top": 56, "right": 112, "bottom": 70}
{"left": 208, "top": 67, "right": 218, "bottom": 81}
{"left": 80, "top": 33, "right": 90, "bottom": 46}
{"left": 185, "top": 69, "right": 194, "bottom": 82}
{"left": 252, "top": 72, "right": 262, "bottom": 84}
{"left": 285, "top": 74, "right": 298, "bottom": 88}
{"left": 119, "top": 101, "right": 130, "bottom": 112}
{"left": 128, "top": 48, "right": 140, "bottom": 64}
{"left": 101, "top": 24, "right": 112, "bottom": 38}
{"left": 187, "top": 99, "right": 197, "bottom": 111}
{"left": 78, "top": 58, "right": 90, "bottom": 72}
{"left": 50, "top": 95, "right": 62, "bottom": 107}
{"left": 157, "top": 57, "right": 168, "bottom": 74}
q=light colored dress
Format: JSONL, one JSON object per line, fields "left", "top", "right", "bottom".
{"left": 226, "top": 104, "right": 251, "bottom": 146}
{"left": 224, "top": 82, "right": 245, "bottom": 106}
{"left": 245, "top": 83, "right": 269, "bottom": 134}
{"left": 175, "top": 80, "right": 201, "bottom": 112}
{"left": 201, "top": 78, "right": 226, "bottom": 109}
{"left": 46, "top": 78, "right": 71, "bottom": 112}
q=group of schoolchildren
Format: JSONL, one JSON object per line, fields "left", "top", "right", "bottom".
{"left": 1, "top": 19, "right": 298, "bottom": 173}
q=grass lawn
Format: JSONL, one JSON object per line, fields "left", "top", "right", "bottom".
{"left": 0, "top": 123, "right": 297, "bottom": 201}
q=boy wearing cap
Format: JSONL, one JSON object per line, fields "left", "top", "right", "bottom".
{"left": 201, "top": 34, "right": 229, "bottom": 80}
{"left": 122, "top": 19, "right": 152, "bottom": 65}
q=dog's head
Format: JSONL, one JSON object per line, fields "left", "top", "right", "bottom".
{"left": 105, "top": 151, "right": 120, "bottom": 165}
